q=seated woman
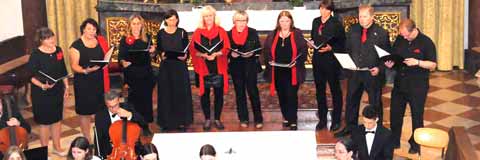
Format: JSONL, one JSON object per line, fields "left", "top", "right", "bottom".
{"left": 136, "top": 143, "right": 159, "bottom": 160}
{"left": 67, "top": 136, "right": 101, "bottom": 160}
{"left": 199, "top": 144, "right": 216, "bottom": 160}
{"left": 334, "top": 137, "right": 358, "bottom": 160}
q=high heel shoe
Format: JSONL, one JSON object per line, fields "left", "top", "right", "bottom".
{"left": 214, "top": 120, "right": 225, "bottom": 130}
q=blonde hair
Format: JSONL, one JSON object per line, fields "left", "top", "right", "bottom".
{"left": 232, "top": 10, "right": 249, "bottom": 23}
{"left": 358, "top": 4, "right": 374, "bottom": 16}
{"left": 197, "top": 5, "right": 221, "bottom": 29}
{"left": 127, "top": 13, "right": 148, "bottom": 42}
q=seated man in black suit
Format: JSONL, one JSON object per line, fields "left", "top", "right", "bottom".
{"left": 351, "top": 105, "right": 393, "bottom": 160}
{"left": 0, "top": 94, "right": 31, "bottom": 132}
{"left": 94, "top": 90, "right": 149, "bottom": 158}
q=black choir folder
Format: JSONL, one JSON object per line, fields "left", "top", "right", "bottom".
{"left": 89, "top": 46, "right": 115, "bottom": 68}
{"left": 38, "top": 70, "right": 71, "bottom": 83}
{"left": 229, "top": 48, "right": 262, "bottom": 57}
{"left": 128, "top": 40, "right": 151, "bottom": 52}
{"left": 374, "top": 45, "right": 404, "bottom": 64}
{"left": 305, "top": 36, "right": 332, "bottom": 50}
{"left": 23, "top": 146, "right": 48, "bottom": 160}
{"left": 165, "top": 42, "right": 191, "bottom": 57}
{"left": 269, "top": 53, "right": 303, "bottom": 68}
{"left": 194, "top": 40, "right": 223, "bottom": 54}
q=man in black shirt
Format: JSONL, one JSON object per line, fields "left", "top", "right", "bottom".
{"left": 385, "top": 19, "right": 437, "bottom": 154}
{"left": 335, "top": 4, "right": 391, "bottom": 137}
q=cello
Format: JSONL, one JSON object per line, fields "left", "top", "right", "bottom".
{"left": 108, "top": 117, "right": 141, "bottom": 160}
{"left": 0, "top": 95, "right": 28, "bottom": 153}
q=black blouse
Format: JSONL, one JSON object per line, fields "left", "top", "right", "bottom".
{"left": 28, "top": 47, "right": 68, "bottom": 93}
{"left": 156, "top": 28, "right": 189, "bottom": 60}
{"left": 310, "top": 16, "right": 346, "bottom": 54}
{"left": 118, "top": 36, "right": 152, "bottom": 67}
{"left": 275, "top": 36, "right": 293, "bottom": 64}
{"left": 227, "top": 27, "right": 262, "bottom": 60}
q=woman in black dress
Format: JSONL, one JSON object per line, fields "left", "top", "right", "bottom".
{"left": 156, "top": 9, "right": 193, "bottom": 131}
{"left": 189, "top": 5, "right": 231, "bottom": 131}
{"left": 227, "top": 10, "right": 263, "bottom": 129}
{"left": 309, "top": 0, "right": 345, "bottom": 131}
{"left": 118, "top": 14, "right": 155, "bottom": 123}
{"left": 28, "top": 27, "right": 68, "bottom": 155}
{"left": 263, "top": 11, "right": 307, "bottom": 130}
{"left": 69, "top": 18, "right": 107, "bottom": 142}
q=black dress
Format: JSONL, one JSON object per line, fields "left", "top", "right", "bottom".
{"left": 156, "top": 28, "right": 193, "bottom": 128}
{"left": 28, "top": 47, "right": 67, "bottom": 124}
{"left": 118, "top": 36, "right": 155, "bottom": 123}
{"left": 70, "top": 39, "right": 105, "bottom": 115}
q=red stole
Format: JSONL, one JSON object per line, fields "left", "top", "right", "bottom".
{"left": 189, "top": 26, "right": 231, "bottom": 96}
{"left": 270, "top": 31, "right": 298, "bottom": 96}
{"left": 231, "top": 26, "right": 249, "bottom": 45}
{"left": 96, "top": 35, "right": 111, "bottom": 92}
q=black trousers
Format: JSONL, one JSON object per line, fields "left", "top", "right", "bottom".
{"left": 201, "top": 78, "right": 224, "bottom": 120}
{"left": 390, "top": 76, "right": 428, "bottom": 150}
{"left": 231, "top": 62, "right": 263, "bottom": 123}
{"left": 345, "top": 71, "right": 383, "bottom": 128}
{"left": 312, "top": 55, "right": 343, "bottom": 124}
{"left": 274, "top": 69, "right": 299, "bottom": 124}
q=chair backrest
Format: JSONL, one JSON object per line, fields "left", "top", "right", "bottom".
{"left": 414, "top": 127, "right": 449, "bottom": 149}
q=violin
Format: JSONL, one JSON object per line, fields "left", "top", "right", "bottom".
{"left": 0, "top": 95, "right": 28, "bottom": 153}
{"left": 108, "top": 118, "right": 141, "bottom": 160}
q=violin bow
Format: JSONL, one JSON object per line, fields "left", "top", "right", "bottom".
{"left": 93, "top": 126, "right": 102, "bottom": 159}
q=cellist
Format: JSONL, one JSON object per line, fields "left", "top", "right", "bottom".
{"left": 0, "top": 95, "right": 31, "bottom": 134}
{"left": 94, "top": 90, "right": 149, "bottom": 158}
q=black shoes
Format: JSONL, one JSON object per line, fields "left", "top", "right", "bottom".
{"left": 289, "top": 123, "right": 298, "bottom": 130}
{"left": 330, "top": 123, "right": 341, "bottom": 132}
{"left": 334, "top": 128, "right": 351, "bottom": 137}
{"left": 282, "top": 121, "right": 289, "bottom": 127}
{"left": 203, "top": 120, "right": 212, "bottom": 131}
{"left": 214, "top": 120, "right": 225, "bottom": 130}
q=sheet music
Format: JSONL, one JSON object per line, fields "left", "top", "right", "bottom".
{"left": 38, "top": 70, "right": 71, "bottom": 83}
{"left": 269, "top": 53, "right": 303, "bottom": 68}
{"left": 374, "top": 45, "right": 390, "bottom": 58}
{"left": 195, "top": 40, "right": 223, "bottom": 53}
{"left": 229, "top": 48, "right": 262, "bottom": 57}
{"left": 304, "top": 37, "right": 331, "bottom": 50}
{"left": 333, "top": 53, "right": 369, "bottom": 71}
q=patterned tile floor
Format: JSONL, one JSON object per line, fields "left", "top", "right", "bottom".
{"left": 22, "top": 70, "right": 480, "bottom": 160}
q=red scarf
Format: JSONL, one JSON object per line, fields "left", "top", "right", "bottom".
{"left": 199, "top": 25, "right": 220, "bottom": 40}
{"left": 189, "top": 25, "right": 231, "bottom": 96}
{"left": 270, "top": 31, "right": 298, "bottom": 96}
{"left": 231, "top": 26, "right": 249, "bottom": 45}
{"left": 96, "top": 35, "right": 111, "bottom": 92}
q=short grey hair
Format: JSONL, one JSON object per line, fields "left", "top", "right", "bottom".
{"left": 104, "top": 90, "right": 121, "bottom": 101}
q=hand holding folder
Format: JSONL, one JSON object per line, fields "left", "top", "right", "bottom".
{"left": 164, "top": 41, "right": 191, "bottom": 58}
{"left": 269, "top": 53, "right": 303, "bottom": 68}
{"left": 229, "top": 47, "right": 262, "bottom": 58}
{"left": 89, "top": 46, "right": 115, "bottom": 68}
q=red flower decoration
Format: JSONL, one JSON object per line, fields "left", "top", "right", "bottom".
{"left": 413, "top": 49, "right": 421, "bottom": 54}
{"left": 56, "top": 51, "right": 63, "bottom": 61}
{"left": 126, "top": 36, "right": 135, "bottom": 45}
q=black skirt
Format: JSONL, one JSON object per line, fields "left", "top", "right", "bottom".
{"left": 157, "top": 59, "right": 193, "bottom": 128}
{"left": 31, "top": 83, "right": 65, "bottom": 125}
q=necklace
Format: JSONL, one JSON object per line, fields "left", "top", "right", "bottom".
{"left": 280, "top": 30, "right": 290, "bottom": 47}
